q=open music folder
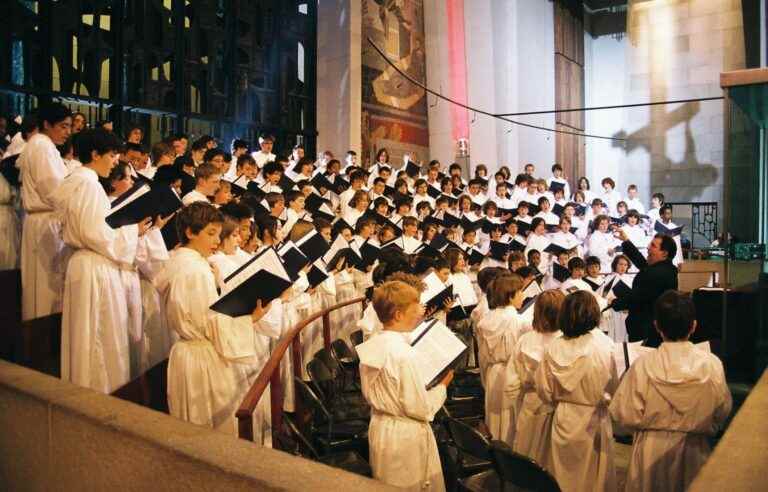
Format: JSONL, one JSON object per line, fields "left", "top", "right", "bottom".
{"left": 408, "top": 318, "right": 468, "bottom": 390}
{"left": 106, "top": 182, "right": 182, "bottom": 229}
{"left": 210, "top": 247, "right": 292, "bottom": 317}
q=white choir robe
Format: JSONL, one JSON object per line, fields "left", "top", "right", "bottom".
{"left": 338, "top": 187, "right": 357, "bottom": 216}
{"left": 136, "top": 232, "right": 174, "bottom": 372}
{"left": 4, "top": 131, "right": 25, "bottom": 158}
{"left": 287, "top": 271, "right": 320, "bottom": 380}
{"left": 359, "top": 303, "right": 384, "bottom": 342}
{"left": 625, "top": 197, "right": 646, "bottom": 215}
{"left": 646, "top": 208, "right": 660, "bottom": 233}
{"left": 547, "top": 177, "right": 571, "bottom": 199}
{"left": 181, "top": 189, "right": 210, "bottom": 206}
{"left": 0, "top": 173, "right": 20, "bottom": 269}
{"left": 602, "top": 189, "right": 622, "bottom": 216}
{"left": 413, "top": 193, "right": 435, "bottom": 209}
{"left": 251, "top": 150, "right": 275, "bottom": 168}
{"left": 111, "top": 225, "right": 147, "bottom": 379}
{"left": 588, "top": 230, "right": 620, "bottom": 273}
{"left": 623, "top": 224, "right": 650, "bottom": 268}
{"left": 598, "top": 273, "right": 634, "bottom": 342}
{"left": 512, "top": 330, "right": 561, "bottom": 469}
{"left": 208, "top": 251, "right": 243, "bottom": 291}
{"left": 534, "top": 328, "right": 619, "bottom": 492}
{"left": 117, "top": 228, "right": 171, "bottom": 378}
{"left": 331, "top": 268, "right": 361, "bottom": 342}
{"left": 357, "top": 331, "right": 447, "bottom": 491}
{"left": 525, "top": 233, "right": 551, "bottom": 272}
{"left": 51, "top": 167, "right": 140, "bottom": 394}
{"left": 475, "top": 306, "right": 527, "bottom": 442}
{"left": 157, "top": 247, "right": 280, "bottom": 439}
{"left": 19, "top": 133, "right": 68, "bottom": 320}
{"left": 609, "top": 342, "right": 732, "bottom": 492}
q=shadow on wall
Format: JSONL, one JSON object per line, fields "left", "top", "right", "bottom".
{"left": 611, "top": 100, "right": 720, "bottom": 203}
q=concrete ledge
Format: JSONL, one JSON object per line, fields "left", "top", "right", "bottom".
{"left": 0, "top": 360, "right": 395, "bottom": 491}
{"left": 689, "top": 368, "right": 768, "bottom": 491}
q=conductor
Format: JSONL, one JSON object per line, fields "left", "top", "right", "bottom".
{"left": 612, "top": 229, "right": 679, "bottom": 346}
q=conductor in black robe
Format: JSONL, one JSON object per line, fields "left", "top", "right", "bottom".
{"left": 611, "top": 230, "right": 679, "bottom": 346}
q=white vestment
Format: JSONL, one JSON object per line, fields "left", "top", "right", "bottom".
{"left": 156, "top": 247, "right": 278, "bottom": 437}
{"left": 181, "top": 189, "right": 210, "bottom": 206}
{"left": 0, "top": 173, "right": 20, "bottom": 269}
{"left": 19, "top": 133, "right": 68, "bottom": 320}
{"left": 535, "top": 328, "right": 619, "bottom": 492}
{"left": 525, "top": 233, "right": 551, "bottom": 272}
{"left": 512, "top": 330, "right": 561, "bottom": 470}
{"left": 609, "top": 342, "right": 732, "bottom": 492}
{"left": 475, "top": 305, "right": 527, "bottom": 442}
{"left": 588, "top": 231, "right": 620, "bottom": 274}
{"left": 357, "top": 331, "right": 447, "bottom": 492}
{"left": 51, "top": 167, "right": 140, "bottom": 394}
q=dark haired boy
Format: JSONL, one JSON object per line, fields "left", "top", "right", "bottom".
{"left": 52, "top": 128, "right": 161, "bottom": 394}
{"left": 160, "top": 201, "right": 275, "bottom": 438}
{"left": 610, "top": 290, "right": 731, "bottom": 492}
{"left": 19, "top": 102, "right": 73, "bottom": 321}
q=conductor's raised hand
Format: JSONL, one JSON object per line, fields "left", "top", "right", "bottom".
{"left": 251, "top": 299, "right": 272, "bottom": 323}
{"left": 615, "top": 228, "right": 629, "bottom": 242}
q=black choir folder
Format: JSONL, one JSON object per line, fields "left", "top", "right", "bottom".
{"left": 211, "top": 247, "right": 292, "bottom": 317}
{"left": 408, "top": 318, "right": 468, "bottom": 390}
{"left": 106, "top": 182, "right": 182, "bottom": 229}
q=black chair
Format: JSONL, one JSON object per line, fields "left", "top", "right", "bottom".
{"left": 350, "top": 329, "right": 364, "bottom": 347}
{"left": 330, "top": 338, "right": 358, "bottom": 367}
{"left": 445, "top": 417, "right": 499, "bottom": 491}
{"left": 490, "top": 440, "right": 560, "bottom": 492}
{"left": 310, "top": 348, "right": 366, "bottom": 403}
{"left": 330, "top": 338, "right": 360, "bottom": 389}
{"left": 283, "top": 413, "right": 372, "bottom": 477}
{"left": 438, "top": 441, "right": 461, "bottom": 492}
{"left": 293, "top": 376, "right": 368, "bottom": 457}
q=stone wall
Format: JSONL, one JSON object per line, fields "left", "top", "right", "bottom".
{"left": 0, "top": 360, "right": 393, "bottom": 491}
{"left": 586, "top": 0, "right": 745, "bottom": 207}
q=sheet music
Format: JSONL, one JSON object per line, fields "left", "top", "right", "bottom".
{"left": 223, "top": 247, "right": 290, "bottom": 293}
{"left": 522, "top": 278, "right": 543, "bottom": 299}
{"left": 408, "top": 319, "right": 467, "bottom": 389}
{"left": 109, "top": 183, "right": 151, "bottom": 214}
{"left": 322, "top": 234, "right": 350, "bottom": 265}
{"left": 452, "top": 275, "right": 478, "bottom": 307}
{"left": 295, "top": 229, "right": 319, "bottom": 249}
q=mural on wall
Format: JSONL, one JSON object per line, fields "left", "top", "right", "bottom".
{"left": 361, "top": 0, "right": 430, "bottom": 168}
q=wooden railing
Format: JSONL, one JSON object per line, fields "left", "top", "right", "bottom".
{"left": 236, "top": 296, "right": 366, "bottom": 442}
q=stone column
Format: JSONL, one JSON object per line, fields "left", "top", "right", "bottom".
{"left": 316, "top": 0, "right": 362, "bottom": 157}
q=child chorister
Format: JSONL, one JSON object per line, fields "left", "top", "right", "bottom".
{"left": 475, "top": 272, "right": 527, "bottom": 443}
{"left": 535, "top": 290, "right": 619, "bottom": 492}
{"left": 157, "top": 202, "right": 277, "bottom": 436}
{"left": 356, "top": 280, "right": 451, "bottom": 491}
{"left": 512, "top": 290, "right": 565, "bottom": 469}
{"left": 610, "top": 291, "right": 732, "bottom": 492}
{"left": 52, "top": 129, "right": 146, "bottom": 394}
